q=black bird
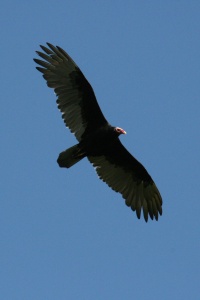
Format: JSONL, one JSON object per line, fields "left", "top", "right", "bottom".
{"left": 34, "top": 43, "right": 162, "bottom": 222}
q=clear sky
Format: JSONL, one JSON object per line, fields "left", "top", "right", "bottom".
{"left": 1, "top": 1, "right": 200, "bottom": 299}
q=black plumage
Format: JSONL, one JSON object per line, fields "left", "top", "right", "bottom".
{"left": 34, "top": 43, "right": 162, "bottom": 222}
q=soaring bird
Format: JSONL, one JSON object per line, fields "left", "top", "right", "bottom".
{"left": 34, "top": 43, "right": 162, "bottom": 222}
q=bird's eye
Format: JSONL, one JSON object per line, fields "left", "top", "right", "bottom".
{"left": 115, "top": 127, "right": 122, "bottom": 133}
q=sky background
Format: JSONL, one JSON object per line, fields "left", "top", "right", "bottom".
{"left": 1, "top": 1, "right": 200, "bottom": 299}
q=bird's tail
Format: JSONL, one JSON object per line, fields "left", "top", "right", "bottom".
{"left": 57, "top": 144, "right": 85, "bottom": 168}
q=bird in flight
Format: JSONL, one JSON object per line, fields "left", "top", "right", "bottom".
{"left": 34, "top": 43, "right": 162, "bottom": 222}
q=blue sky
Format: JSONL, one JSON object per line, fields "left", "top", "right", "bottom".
{"left": 1, "top": 1, "right": 200, "bottom": 299}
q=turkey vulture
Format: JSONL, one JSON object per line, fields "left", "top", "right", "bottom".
{"left": 34, "top": 43, "right": 162, "bottom": 222}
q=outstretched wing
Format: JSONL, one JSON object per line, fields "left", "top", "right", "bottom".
{"left": 34, "top": 43, "right": 108, "bottom": 141}
{"left": 88, "top": 140, "right": 162, "bottom": 222}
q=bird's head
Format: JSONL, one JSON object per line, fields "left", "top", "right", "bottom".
{"left": 114, "top": 127, "right": 127, "bottom": 136}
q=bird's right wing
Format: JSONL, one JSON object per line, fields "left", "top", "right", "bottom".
{"left": 34, "top": 43, "right": 108, "bottom": 141}
{"left": 88, "top": 139, "right": 162, "bottom": 222}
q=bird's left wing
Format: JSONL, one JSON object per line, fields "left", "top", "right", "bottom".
{"left": 88, "top": 140, "right": 162, "bottom": 222}
{"left": 34, "top": 43, "right": 108, "bottom": 141}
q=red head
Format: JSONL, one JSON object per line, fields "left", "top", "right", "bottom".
{"left": 115, "top": 127, "right": 127, "bottom": 135}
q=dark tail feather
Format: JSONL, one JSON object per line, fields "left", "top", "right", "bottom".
{"left": 57, "top": 144, "right": 85, "bottom": 168}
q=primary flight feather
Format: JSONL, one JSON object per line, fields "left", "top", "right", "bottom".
{"left": 34, "top": 43, "right": 162, "bottom": 222}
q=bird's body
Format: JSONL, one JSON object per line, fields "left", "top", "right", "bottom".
{"left": 34, "top": 43, "right": 162, "bottom": 222}
{"left": 57, "top": 124, "right": 119, "bottom": 168}
{"left": 79, "top": 125, "right": 118, "bottom": 155}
